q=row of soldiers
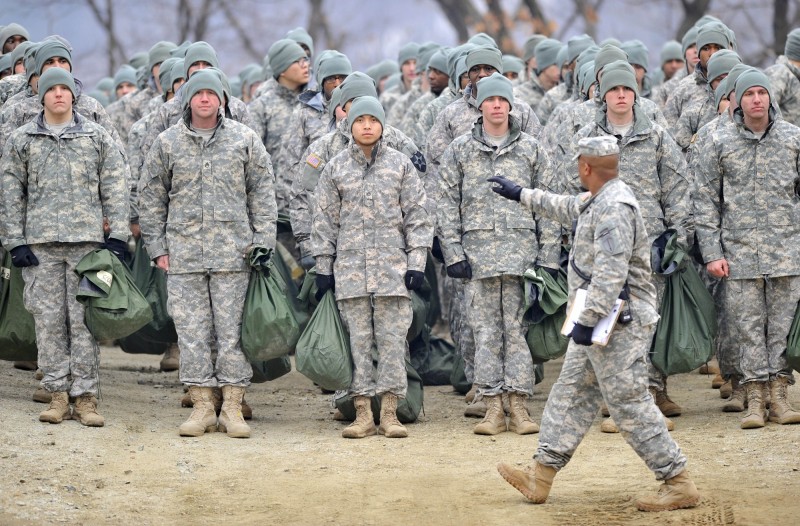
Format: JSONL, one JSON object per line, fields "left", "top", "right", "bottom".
{"left": 0, "top": 14, "right": 799, "bottom": 482}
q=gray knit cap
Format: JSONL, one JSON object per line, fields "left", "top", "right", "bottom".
{"left": 621, "top": 40, "right": 649, "bottom": 70}
{"left": 594, "top": 43, "right": 628, "bottom": 81}
{"left": 578, "top": 60, "right": 596, "bottom": 97}
{"left": 576, "top": 45, "right": 600, "bottom": 75}
{"left": 599, "top": 38, "right": 622, "bottom": 48}
{"left": 714, "top": 78, "right": 728, "bottom": 110}
{"left": 660, "top": 40, "right": 683, "bottom": 64}
{"left": 0, "top": 23, "right": 29, "bottom": 50}
{"left": 428, "top": 49, "right": 449, "bottom": 74}
{"left": 366, "top": 59, "right": 398, "bottom": 82}
{"left": 696, "top": 22, "right": 731, "bottom": 52}
{"left": 347, "top": 96, "right": 385, "bottom": 131}
{"left": 502, "top": 55, "right": 525, "bottom": 75}
{"left": 724, "top": 63, "right": 750, "bottom": 97}
{"left": 555, "top": 44, "right": 569, "bottom": 69}
{"left": 9, "top": 40, "right": 34, "bottom": 69}
{"left": 466, "top": 46, "right": 503, "bottom": 74}
{"left": 316, "top": 50, "right": 352, "bottom": 86}
{"left": 114, "top": 64, "right": 138, "bottom": 89}
{"left": 157, "top": 57, "right": 181, "bottom": 94}
{"left": 416, "top": 42, "right": 440, "bottom": 74}
{"left": 534, "top": 38, "right": 562, "bottom": 73}
{"left": 184, "top": 41, "right": 219, "bottom": 79}
{"left": 0, "top": 54, "right": 13, "bottom": 74}
{"left": 786, "top": 28, "right": 800, "bottom": 61}
{"left": 681, "top": 26, "right": 699, "bottom": 57}
{"left": 468, "top": 33, "right": 497, "bottom": 49}
{"left": 129, "top": 51, "right": 148, "bottom": 70}
{"left": 286, "top": 27, "right": 314, "bottom": 56}
{"left": 171, "top": 40, "right": 192, "bottom": 58}
{"left": 476, "top": 72, "right": 513, "bottom": 108}
{"left": 706, "top": 49, "right": 741, "bottom": 84}
{"left": 24, "top": 43, "right": 39, "bottom": 82}
{"left": 148, "top": 41, "right": 177, "bottom": 73}
{"left": 447, "top": 43, "right": 475, "bottom": 83}
{"left": 268, "top": 39, "right": 306, "bottom": 78}
{"left": 35, "top": 40, "right": 72, "bottom": 75}
{"left": 328, "top": 85, "right": 343, "bottom": 119}
{"left": 339, "top": 71, "right": 378, "bottom": 104}
{"left": 37, "top": 67, "right": 76, "bottom": 104}
{"left": 734, "top": 67, "right": 771, "bottom": 107}
{"left": 599, "top": 60, "right": 638, "bottom": 100}
{"left": 398, "top": 42, "right": 420, "bottom": 66}
{"left": 567, "top": 34, "right": 594, "bottom": 65}
{"left": 182, "top": 68, "right": 224, "bottom": 111}
{"left": 523, "top": 35, "right": 547, "bottom": 63}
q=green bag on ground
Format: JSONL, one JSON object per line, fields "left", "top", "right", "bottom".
{"left": 650, "top": 230, "right": 717, "bottom": 375}
{"left": 118, "top": 238, "right": 177, "bottom": 355}
{"left": 335, "top": 358, "right": 424, "bottom": 424}
{"left": 523, "top": 267, "right": 569, "bottom": 363}
{"left": 411, "top": 335, "right": 457, "bottom": 386}
{"left": 0, "top": 248, "right": 38, "bottom": 361}
{"left": 450, "top": 352, "right": 471, "bottom": 394}
{"left": 75, "top": 248, "right": 153, "bottom": 341}
{"left": 241, "top": 247, "right": 300, "bottom": 362}
{"left": 295, "top": 290, "right": 353, "bottom": 391}
{"left": 273, "top": 241, "right": 310, "bottom": 330}
{"left": 250, "top": 355, "right": 292, "bottom": 383}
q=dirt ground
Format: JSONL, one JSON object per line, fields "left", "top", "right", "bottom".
{"left": 1, "top": 347, "right": 799, "bottom": 526}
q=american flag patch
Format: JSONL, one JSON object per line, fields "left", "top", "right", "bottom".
{"left": 306, "top": 153, "right": 322, "bottom": 168}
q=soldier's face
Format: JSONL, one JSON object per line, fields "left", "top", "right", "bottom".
{"left": 710, "top": 73, "right": 727, "bottom": 91}
{"left": 116, "top": 81, "right": 136, "bottom": 99}
{"left": 401, "top": 59, "right": 417, "bottom": 81}
{"left": 3, "top": 35, "right": 26, "bottom": 54}
{"left": 740, "top": 86, "right": 769, "bottom": 120}
{"left": 282, "top": 57, "right": 310, "bottom": 86}
{"left": 190, "top": 89, "right": 221, "bottom": 120}
{"left": 43, "top": 85, "right": 73, "bottom": 117}
{"left": 188, "top": 61, "right": 213, "bottom": 78}
{"left": 322, "top": 74, "right": 346, "bottom": 99}
{"left": 633, "top": 65, "right": 646, "bottom": 85}
{"left": 427, "top": 68, "right": 449, "bottom": 94}
{"left": 351, "top": 115, "right": 382, "bottom": 148}
{"left": 539, "top": 64, "right": 560, "bottom": 87}
{"left": 41, "top": 56, "right": 71, "bottom": 74}
{"left": 14, "top": 59, "right": 25, "bottom": 75}
{"left": 685, "top": 45, "right": 699, "bottom": 67}
{"left": 503, "top": 71, "right": 519, "bottom": 81}
{"left": 604, "top": 86, "right": 635, "bottom": 118}
{"left": 662, "top": 59, "right": 684, "bottom": 79}
{"left": 698, "top": 44, "right": 721, "bottom": 67}
{"left": 480, "top": 96, "right": 510, "bottom": 127}
{"left": 468, "top": 64, "right": 497, "bottom": 86}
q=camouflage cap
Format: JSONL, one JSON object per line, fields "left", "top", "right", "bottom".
{"left": 572, "top": 135, "right": 619, "bottom": 160}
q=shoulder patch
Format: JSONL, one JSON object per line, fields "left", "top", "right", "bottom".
{"left": 410, "top": 150, "right": 427, "bottom": 173}
{"left": 306, "top": 153, "right": 322, "bottom": 169}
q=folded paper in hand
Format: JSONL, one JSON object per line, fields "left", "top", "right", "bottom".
{"left": 561, "top": 288, "right": 625, "bottom": 346}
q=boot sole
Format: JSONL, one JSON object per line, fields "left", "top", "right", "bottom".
{"left": 341, "top": 429, "right": 377, "bottom": 439}
{"left": 496, "top": 463, "right": 546, "bottom": 504}
{"left": 474, "top": 426, "right": 507, "bottom": 435}
{"left": 768, "top": 415, "right": 800, "bottom": 424}
{"left": 179, "top": 424, "right": 217, "bottom": 437}
{"left": 635, "top": 495, "right": 700, "bottom": 512}
{"left": 508, "top": 424, "right": 539, "bottom": 435}
{"left": 217, "top": 424, "right": 250, "bottom": 438}
{"left": 740, "top": 420, "right": 765, "bottom": 429}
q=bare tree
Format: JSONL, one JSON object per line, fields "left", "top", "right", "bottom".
{"left": 307, "top": 0, "right": 346, "bottom": 52}
{"left": 675, "top": 0, "right": 713, "bottom": 40}
{"left": 84, "top": 0, "right": 127, "bottom": 75}
{"left": 433, "top": 0, "right": 482, "bottom": 43}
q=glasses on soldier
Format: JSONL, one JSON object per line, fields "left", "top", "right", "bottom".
{"left": 294, "top": 57, "right": 310, "bottom": 67}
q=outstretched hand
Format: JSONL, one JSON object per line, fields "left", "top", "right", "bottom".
{"left": 487, "top": 176, "right": 522, "bottom": 202}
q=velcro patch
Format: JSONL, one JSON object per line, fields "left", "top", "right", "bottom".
{"left": 306, "top": 153, "right": 322, "bottom": 169}
{"left": 410, "top": 151, "right": 427, "bottom": 173}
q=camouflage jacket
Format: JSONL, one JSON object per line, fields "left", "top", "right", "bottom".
{"left": 281, "top": 90, "right": 332, "bottom": 204}
{"left": 520, "top": 178, "right": 659, "bottom": 327}
{"left": 561, "top": 104, "right": 693, "bottom": 248}
{"left": 0, "top": 110, "right": 129, "bottom": 250}
{"left": 397, "top": 91, "right": 434, "bottom": 138}
{"left": 139, "top": 113, "right": 277, "bottom": 274}
{"left": 379, "top": 81, "right": 408, "bottom": 116}
{"left": 513, "top": 74, "right": 547, "bottom": 113}
{"left": 687, "top": 110, "right": 730, "bottom": 183}
{"left": 111, "top": 86, "right": 158, "bottom": 144}
{"left": 311, "top": 139, "right": 432, "bottom": 300}
{"left": 438, "top": 116, "right": 555, "bottom": 278}
{"left": 387, "top": 77, "right": 424, "bottom": 126}
{"left": 535, "top": 82, "right": 569, "bottom": 125}
{"left": 694, "top": 108, "right": 800, "bottom": 279}
{"left": 663, "top": 68, "right": 708, "bottom": 128}
{"left": 289, "top": 118, "right": 424, "bottom": 256}
{"left": 672, "top": 82, "right": 717, "bottom": 150}
{"left": 765, "top": 56, "right": 800, "bottom": 127}
{"left": 650, "top": 68, "right": 688, "bottom": 111}
{"left": 412, "top": 87, "right": 457, "bottom": 149}
{"left": 0, "top": 74, "right": 27, "bottom": 108}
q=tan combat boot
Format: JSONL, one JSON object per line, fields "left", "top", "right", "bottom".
{"left": 722, "top": 377, "right": 746, "bottom": 412}
{"left": 711, "top": 373, "right": 725, "bottom": 389}
{"left": 464, "top": 398, "right": 487, "bottom": 418}
{"left": 601, "top": 415, "right": 674, "bottom": 433}
{"left": 634, "top": 469, "right": 700, "bottom": 512}
{"left": 740, "top": 381, "right": 766, "bottom": 429}
{"left": 179, "top": 386, "right": 217, "bottom": 437}
{"left": 33, "top": 387, "right": 52, "bottom": 404}
{"left": 768, "top": 376, "right": 800, "bottom": 425}
{"left": 719, "top": 379, "right": 733, "bottom": 399}
{"left": 464, "top": 384, "right": 477, "bottom": 403}
{"left": 496, "top": 461, "right": 557, "bottom": 504}
{"left": 39, "top": 391, "right": 70, "bottom": 424}
{"left": 218, "top": 385, "right": 251, "bottom": 438}
{"left": 378, "top": 393, "right": 408, "bottom": 438}
{"left": 507, "top": 392, "right": 539, "bottom": 435}
{"left": 74, "top": 394, "right": 105, "bottom": 427}
{"left": 332, "top": 408, "right": 349, "bottom": 421}
{"left": 159, "top": 343, "right": 180, "bottom": 372}
{"left": 13, "top": 360, "right": 37, "bottom": 371}
{"left": 474, "top": 395, "right": 506, "bottom": 435}
{"left": 651, "top": 387, "right": 681, "bottom": 417}
{"left": 342, "top": 395, "right": 377, "bottom": 439}
{"left": 699, "top": 358, "right": 720, "bottom": 375}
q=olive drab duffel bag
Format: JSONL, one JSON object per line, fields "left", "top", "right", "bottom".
{"left": 0, "top": 248, "right": 37, "bottom": 361}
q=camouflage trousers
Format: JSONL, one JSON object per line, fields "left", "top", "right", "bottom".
{"left": 21, "top": 242, "right": 100, "bottom": 397}
{"left": 167, "top": 271, "right": 252, "bottom": 387}
{"left": 445, "top": 275, "right": 476, "bottom": 383}
{"left": 465, "top": 275, "right": 533, "bottom": 398}
{"left": 646, "top": 273, "right": 667, "bottom": 390}
{"left": 723, "top": 276, "right": 800, "bottom": 384}
{"left": 708, "top": 276, "right": 736, "bottom": 378}
{"left": 535, "top": 320, "right": 688, "bottom": 481}
{"left": 337, "top": 295, "right": 412, "bottom": 398}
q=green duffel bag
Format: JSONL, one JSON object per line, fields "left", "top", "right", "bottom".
{"left": 407, "top": 288, "right": 430, "bottom": 343}
{"left": 75, "top": 248, "right": 153, "bottom": 341}
{"left": 335, "top": 358, "right": 424, "bottom": 424}
{"left": 450, "top": 352, "right": 471, "bottom": 394}
{"left": 523, "top": 267, "right": 569, "bottom": 364}
{"left": 650, "top": 230, "right": 717, "bottom": 375}
{"left": 250, "top": 355, "right": 292, "bottom": 383}
{"left": 411, "top": 335, "right": 457, "bottom": 386}
{"left": 0, "top": 248, "right": 37, "bottom": 361}
{"left": 241, "top": 247, "right": 300, "bottom": 362}
{"left": 297, "top": 265, "right": 319, "bottom": 313}
{"left": 787, "top": 302, "right": 800, "bottom": 372}
{"left": 273, "top": 242, "right": 310, "bottom": 330}
{"left": 295, "top": 290, "right": 353, "bottom": 391}
{"left": 118, "top": 239, "right": 177, "bottom": 355}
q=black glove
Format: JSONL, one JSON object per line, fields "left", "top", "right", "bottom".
{"left": 487, "top": 176, "right": 522, "bottom": 202}
{"left": 570, "top": 323, "right": 594, "bottom": 346}
{"left": 10, "top": 245, "right": 39, "bottom": 268}
{"left": 404, "top": 270, "right": 425, "bottom": 291}
{"left": 299, "top": 254, "right": 315, "bottom": 271}
{"left": 431, "top": 237, "right": 444, "bottom": 262}
{"left": 446, "top": 260, "right": 472, "bottom": 279}
{"left": 315, "top": 273, "right": 335, "bottom": 301}
{"left": 103, "top": 238, "right": 129, "bottom": 260}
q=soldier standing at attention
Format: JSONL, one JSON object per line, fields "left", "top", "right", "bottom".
{"left": 139, "top": 70, "right": 277, "bottom": 439}
{"left": 0, "top": 68, "right": 129, "bottom": 427}
{"left": 489, "top": 136, "right": 700, "bottom": 512}
{"left": 312, "top": 96, "right": 432, "bottom": 440}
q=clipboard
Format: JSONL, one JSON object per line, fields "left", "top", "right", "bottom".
{"left": 561, "top": 288, "right": 625, "bottom": 346}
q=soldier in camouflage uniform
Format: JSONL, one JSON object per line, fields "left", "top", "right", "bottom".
{"left": 0, "top": 69, "right": 129, "bottom": 428}
{"left": 311, "top": 96, "right": 432, "bottom": 439}
{"left": 514, "top": 38, "right": 561, "bottom": 112}
{"left": 652, "top": 27, "right": 699, "bottom": 111}
{"left": 0, "top": 41, "right": 34, "bottom": 107}
{"left": 765, "top": 28, "right": 800, "bottom": 127}
{"left": 387, "top": 42, "right": 438, "bottom": 127}
{"left": 290, "top": 73, "right": 426, "bottom": 270}
{"left": 536, "top": 35, "right": 594, "bottom": 125}
{"left": 379, "top": 42, "right": 419, "bottom": 116}
{"left": 491, "top": 136, "right": 699, "bottom": 513}
{"left": 139, "top": 70, "right": 277, "bottom": 439}
{"left": 694, "top": 69, "right": 800, "bottom": 429}
{"left": 0, "top": 23, "right": 29, "bottom": 54}
{"left": 396, "top": 47, "right": 448, "bottom": 139}
{"left": 438, "top": 74, "right": 547, "bottom": 436}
